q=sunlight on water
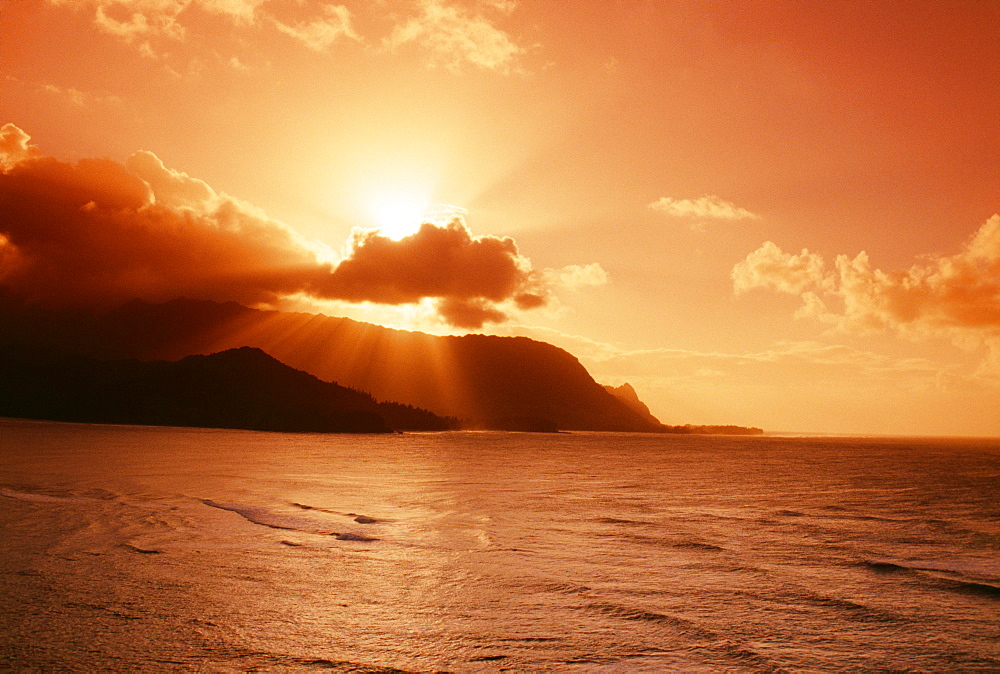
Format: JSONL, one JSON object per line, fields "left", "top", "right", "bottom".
{"left": 1, "top": 420, "right": 998, "bottom": 671}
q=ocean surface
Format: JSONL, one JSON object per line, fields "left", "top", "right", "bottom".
{"left": 1, "top": 419, "right": 998, "bottom": 672}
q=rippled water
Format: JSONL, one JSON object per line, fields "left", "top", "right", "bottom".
{"left": 1, "top": 419, "right": 998, "bottom": 671}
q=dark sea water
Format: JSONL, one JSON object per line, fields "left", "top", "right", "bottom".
{"left": 1, "top": 419, "right": 998, "bottom": 672}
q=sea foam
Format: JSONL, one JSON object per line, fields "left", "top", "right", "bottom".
{"left": 201, "top": 499, "right": 378, "bottom": 541}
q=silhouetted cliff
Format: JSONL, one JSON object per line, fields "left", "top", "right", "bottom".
{"left": 603, "top": 383, "right": 662, "bottom": 427}
{"left": 0, "top": 297, "right": 663, "bottom": 432}
{"left": 0, "top": 345, "right": 454, "bottom": 433}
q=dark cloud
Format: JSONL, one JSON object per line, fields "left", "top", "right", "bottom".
{"left": 0, "top": 123, "right": 590, "bottom": 328}
{"left": 0, "top": 132, "right": 319, "bottom": 309}
{"left": 436, "top": 297, "right": 508, "bottom": 329}
{"left": 314, "top": 220, "right": 541, "bottom": 308}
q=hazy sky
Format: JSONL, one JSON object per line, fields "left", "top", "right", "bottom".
{"left": 2, "top": 0, "right": 998, "bottom": 435}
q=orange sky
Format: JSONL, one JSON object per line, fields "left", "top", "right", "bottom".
{"left": 2, "top": 0, "right": 998, "bottom": 435}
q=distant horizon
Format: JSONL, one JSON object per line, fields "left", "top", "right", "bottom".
{"left": 4, "top": 414, "right": 1000, "bottom": 442}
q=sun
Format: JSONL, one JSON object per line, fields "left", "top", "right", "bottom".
{"left": 368, "top": 191, "right": 431, "bottom": 240}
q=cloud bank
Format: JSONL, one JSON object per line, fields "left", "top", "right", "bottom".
{"left": 0, "top": 123, "right": 593, "bottom": 328}
{"left": 47, "top": 0, "right": 524, "bottom": 72}
{"left": 733, "top": 216, "right": 1000, "bottom": 369}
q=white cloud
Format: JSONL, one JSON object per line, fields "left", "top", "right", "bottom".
{"left": 384, "top": 0, "right": 524, "bottom": 72}
{"left": 650, "top": 195, "right": 761, "bottom": 224}
{"left": 273, "top": 4, "right": 359, "bottom": 51}
{"left": 732, "top": 241, "right": 828, "bottom": 295}
{"left": 544, "top": 263, "right": 609, "bottom": 291}
{"left": 46, "top": 0, "right": 526, "bottom": 73}
{"left": 40, "top": 82, "right": 124, "bottom": 108}
{"left": 47, "top": 0, "right": 267, "bottom": 43}
{"left": 92, "top": 1, "right": 185, "bottom": 42}
{"left": 734, "top": 215, "right": 1000, "bottom": 371}
{"left": 197, "top": 0, "right": 266, "bottom": 21}
{"left": 0, "top": 123, "right": 39, "bottom": 170}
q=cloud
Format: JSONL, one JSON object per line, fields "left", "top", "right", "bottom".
{"left": 543, "top": 263, "right": 609, "bottom": 291}
{"left": 196, "top": 0, "right": 264, "bottom": 20}
{"left": 436, "top": 297, "right": 508, "bottom": 329}
{"left": 650, "top": 195, "right": 761, "bottom": 228}
{"left": 41, "top": 83, "right": 125, "bottom": 108}
{"left": 49, "top": 0, "right": 353, "bottom": 53}
{"left": 384, "top": 0, "right": 524, "bottom": 72}
{"left": 732, "top": 241, "right": 828, "bottom": 295}
{"left": 48, "top": 0, "right": 525, "bottom": 71}
{"left": 81, "top": 0, "right": 265, "bottom": 24}
{"left": 272, "top": 4, "right": 360, "bottom": 51}
{"left": 91, "top": 2, "right": 184, "bottom": 42}
{"left": 516, "top": 326, "right": 932, "bottom": 377}
{"left": 0, "top": 123, "right": 582, "bottom": 329}
{"left": 44, "top": 0, "right": 267, "bottom": 57}
{"left": 0, "top": 130, "right": 319, "bottom": 310}
{"left": 312, "top": 218, "right": 548, "bottom": 324}
{"left": 734, "top": 216, "right": 1000, "bottom": 367}
{"left": 0, "top": 124, "right": 39, "bottom": 170}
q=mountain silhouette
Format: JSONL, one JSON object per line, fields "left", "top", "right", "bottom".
{"left": 603, "top": 383, "right": 662, "bottom": 427}
{"left": 0, "top": 296, "right": 663, "bottom": 432}
{"left": 0, "top": 344, "right": 453, "bottom": 433}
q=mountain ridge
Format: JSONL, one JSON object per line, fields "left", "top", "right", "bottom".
{"left": 0, "top": 296, "right": 762, "bottom": 434}
{"left": 0, "top": 344, "right": 454, "bottom": 433}
{"left": 0, "top": 296, "right": 662, "bottom": 432}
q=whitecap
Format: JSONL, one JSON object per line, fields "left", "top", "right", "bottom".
{"left": 201, "top": 499, "right": 377, "bottom": 541}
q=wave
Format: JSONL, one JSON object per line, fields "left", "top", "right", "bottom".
{"left": 592, "top": 530, "right": 727, "bottom": 552}
{"left": 584, "top": 602, "right": 716, "bottom": 639}
{"left": 173, "top": 648, "right": 411, "bottom": 672}
{"left": 700, "top": 640, "right": 785, "bottom": 672}
{"left": 863, "top": 560, "right": 909, "bottom": 573}
{"left": 861, "top": 559, "right": 1000, "bottom": 600}
{"left": 950, "top": 579, "right": 1000, "bottom": 598}
{"left": 123, "top": 543, "right": 163, "bottom": 554}
{"left": 579, "top": 604, "right": 785, "bottom": 670}
{"left": 293, "top": 502, "right": 380, "bottom": 524}
{"left": 592, "top": 517, "right": 653, "bottom": 526}
{"left": 672, "top": 541, "right": 726, "bottom": 551}
{"left": 748, "top": 582, "right": 902, "bottom": 624}
{"left": 292, "top": 502, "right": 338, "bottom": 513}
{"left": 532, "top": 581, "right": 592, "bottom": 595}
{"left": 201, "top": 500, "right": 378, "bottom": 542}
{"left": 802, "top": 594, "right": 899, "bottom": 621}
{"left": 0, "top": 486, "right": 93, "bottom": 504}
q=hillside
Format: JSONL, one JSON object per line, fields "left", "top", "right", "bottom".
{"left": 0, "top": 297, "right": 662, "bottom": 432}
{"left": 0, "top": 345, "right": 453, "bottom": 433}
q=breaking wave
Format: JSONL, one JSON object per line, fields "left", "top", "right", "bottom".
{"left": 201, "top": 500, "right": 378, "bottom": 541}
{"left": 861, "top": 559, "right": 1000, "bottom": 599}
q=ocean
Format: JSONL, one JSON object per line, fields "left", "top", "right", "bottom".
{"left": 1, "top": 418, "right": 998, "bottom": 671}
